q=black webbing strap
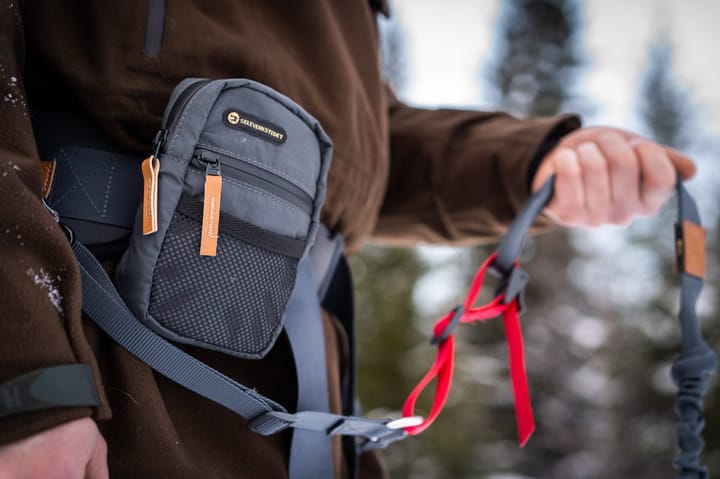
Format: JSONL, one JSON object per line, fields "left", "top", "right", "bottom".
{"left": 71, "top": 240, "right": 408, "bottom": 451}
{"left": 492, "top": 176, "right": 717, "bottom": 478}
{"left": 0, "top": 364, "right": 100, "bottom": 418}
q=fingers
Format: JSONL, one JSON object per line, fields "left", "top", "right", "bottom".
{"left": 535, "top": 127, "right": 696, "bottom": 228}
{"left": 596, "top": 132, "right": 640, "bottom": 225}
{"left": 661, "top": 145, "right": 696, "bottom": 180}
{"left": 544, "top": 149, "right": 584, "bottom": 226}
{"left": 635, "top": 141, "right": 677, "bottom": 216}
{"left": 578, "top": 142, "right": 612, "bottom": 226}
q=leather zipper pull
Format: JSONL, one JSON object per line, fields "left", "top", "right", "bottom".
{"left": 141, "top": 155, "right": 160, "bottom": 235}
{"left": 200, "top": 155, "right": 222, "bottom": 256}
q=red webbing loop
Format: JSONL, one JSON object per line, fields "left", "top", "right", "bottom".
{"left": 401, "top": 253, "right": 536, "bottom": 446}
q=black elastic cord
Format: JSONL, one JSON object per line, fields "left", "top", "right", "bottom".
{"left": 491, "top": 176, "right": 717, "bottom": 478}
{"left": 671, "top": 181, "right": 717, "bottom": 479}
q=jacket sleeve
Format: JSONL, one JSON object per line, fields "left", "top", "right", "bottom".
{"left": 0, "top": 2, "right": 108, "bottom": 446}
{"left": 373, "top": 88, "right": 581, "bottom": 245}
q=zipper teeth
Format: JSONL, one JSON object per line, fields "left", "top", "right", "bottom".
{"left": 195, "top": 151, "right": 314, "bottom": 215}
{"left": 164, "top": 80, "right": 212, "bottom": 133}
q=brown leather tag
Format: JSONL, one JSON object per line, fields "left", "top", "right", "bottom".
{"left": 141, "top": 155, "right": 160, "bottom": 235}
{"left": 679, "top": 220, "right": 706, "bottom": 279}
{"left": 40, "top": 160, "right": 56, "bottom": 199}
{"left": 200, "top": 174, "right": 222, "bottom": 256}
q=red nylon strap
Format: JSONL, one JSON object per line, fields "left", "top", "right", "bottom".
{"left": 401, "top": 253, "right": 536, "bottom": 446}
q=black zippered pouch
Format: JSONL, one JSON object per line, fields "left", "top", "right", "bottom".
{"left": 115, "top": 78, "right": 332, "bottom": 359}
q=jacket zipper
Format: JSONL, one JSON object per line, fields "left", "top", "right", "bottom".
{"left": 194, "top": 150, "right": 314, "bottom": 216}
{"left": 144, "top": 0, "right": 166, "bottom": 57}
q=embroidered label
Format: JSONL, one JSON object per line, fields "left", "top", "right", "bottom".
{"left": 224, "top": 109, "right": 287, "bottom": 144}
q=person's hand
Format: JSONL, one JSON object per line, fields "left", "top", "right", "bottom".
{"left": 532, "top": 127, "right": 697, "bottom": 227}
{"left": 0, "top": 417, "right": 108, "bottom": 479}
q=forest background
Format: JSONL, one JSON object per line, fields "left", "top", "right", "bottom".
{"left": 354, "top": 1, "right": 720, "bottom": 477}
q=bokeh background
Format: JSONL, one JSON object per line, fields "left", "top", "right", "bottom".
{"left": 354, "top": 1, "right": 720, "bottom": 477}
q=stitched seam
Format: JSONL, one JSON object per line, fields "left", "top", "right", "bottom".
{"left": 196, "top": 143, "right": 314, "bottom": 193}
{"left": 168, "top": 88, "right": 207, "bottom": 157}
{"left": 41, "top": 163, "right": 54, "bottom": 197}
{"left": 63, "top": 150, "right": 103, "bottom": 216}
{"left": 101, "top": 157, "right": 116, "bottom": 218}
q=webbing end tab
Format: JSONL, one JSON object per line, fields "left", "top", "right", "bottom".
{"left": 498, "top": 267, "right": 528, "bottom": 313}
{"left": 248, "top": 411, "right": 295, "bottom": 436}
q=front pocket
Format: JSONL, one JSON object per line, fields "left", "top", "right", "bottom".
{"left": 193, "top": 148, "right": 314, "bottom": 216}
{"left": 146, "top": 195, "right": 304, "bottom": 358}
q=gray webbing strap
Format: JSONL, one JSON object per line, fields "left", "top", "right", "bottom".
{"left": 671, "top": 182, "right": 717, "bottom": 479}
{"left": 0, "top": 364, "right": 100, "bottom": 418}
{"left": 284, "top": 258, "right": 334, "bottom": 478}
{"left": 493, "top": 176, "right": 717, "bottom": 478}
{"left": 71, "top": 240, "right": 406, "bottom": 451}
{"left": 73, "top": 241, "right": 285, "bottom": 418}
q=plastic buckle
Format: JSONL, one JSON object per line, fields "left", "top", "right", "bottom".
{"left": 41, "top": 196, "right": 75, "bottom": 244}
{"left": 430, "top": 305, "right": 464, "bottom": 345}
{"left": 358, "top": 427, "right": 408, "bottom": 452}
{"left": 490, "top": 264, "right": 529, "bottom": 314}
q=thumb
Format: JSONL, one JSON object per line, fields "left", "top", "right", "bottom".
{"left": 531, "top": 147, "right": 565, "bottom": 192}
{"left": 84, "top": 434, "right": 109, "bottom": 479}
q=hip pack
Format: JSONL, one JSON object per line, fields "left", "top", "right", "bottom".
{"left": 114, "top": 79, "right": 332, "bottom": 358}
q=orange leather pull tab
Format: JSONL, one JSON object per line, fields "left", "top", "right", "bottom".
{"left": 680, "top": 220, "right": 706, "bottom": 279}
{"left": 40, "top": 160, "right": 56, "bottom": 199}
{"left": 141, "top": 155, "right": 160, "bottom": 235}
{"left": 200, "top": 174, "right": 222, "bottom": 256}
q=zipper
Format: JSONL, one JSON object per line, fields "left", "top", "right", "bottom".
{"left": 142, "top": 80, "right": 211, "bottom": 237}
{"left": 148, "top": 79, "right": 210, "bottom": 155}
{"left": 144, "top": 0, "right": 166, "bottom": 57}
{"left": 194, "top": 150, "right": 314, "bottom": 216}
{"left": 151, "top": 79, "right": 212, "bottom": 157}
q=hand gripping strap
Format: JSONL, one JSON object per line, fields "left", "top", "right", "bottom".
{"left": 402, "top": 177, "right": 717, "bottom": 477}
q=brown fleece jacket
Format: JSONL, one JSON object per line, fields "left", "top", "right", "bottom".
{"left": 0, "top": 0, "right": 579, "bottom": 477}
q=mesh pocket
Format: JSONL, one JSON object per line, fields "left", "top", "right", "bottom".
{"left": 147, "top": 196, "right": 304, "bottom": 358}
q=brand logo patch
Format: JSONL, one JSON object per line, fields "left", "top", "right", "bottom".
{"left": 224, "top": 109, "right": 287, "bottom": 144}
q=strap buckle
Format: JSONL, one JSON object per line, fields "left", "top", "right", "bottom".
{"left": 430, "top": 305, "right": 464, "bottom": 345}
{"left": 490, "top": 262, "right": 529, "bottom": 314}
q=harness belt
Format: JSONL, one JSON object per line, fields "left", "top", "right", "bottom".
{"left": 21, "top": 115, "right": 410, "bottom": 479}
{"left": 1, "top": 115, "right": 714, "bottom": 478}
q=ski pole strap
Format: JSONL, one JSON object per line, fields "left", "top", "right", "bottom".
{"left": 672, "top": 182, "right": 716, "bottom": 479}
{"left": 71, "top": 240, "right": 416, "bottom": 452}
{"left": 402, "top": 253, "right": 535, "bottom": 445}
{"left": 402, "top": 176, "right": 717, "bottom": 476}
